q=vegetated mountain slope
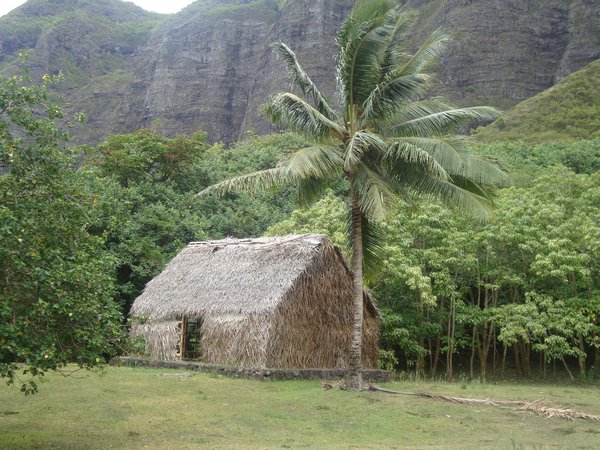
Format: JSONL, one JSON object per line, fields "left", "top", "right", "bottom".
{"left": 1, "top": 0, "right": 600, "bottom": 144}
{"left": 0, "top": 0, "right": 160, "bottom": 75}
{"left": 476, "top": 59, "right": 600, "bottom": 143}
{"left": 0, "top": 0, "right": 162, "bottom": 144}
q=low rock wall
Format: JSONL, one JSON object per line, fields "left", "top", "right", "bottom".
{"left": 111, "top": 357, "right": 390, "bottom": 383}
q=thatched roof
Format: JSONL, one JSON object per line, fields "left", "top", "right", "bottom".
{"left": 130, "top": 234, "right": 371, "bottom": 321}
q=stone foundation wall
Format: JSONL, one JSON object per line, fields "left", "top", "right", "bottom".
{"left": 111, "top": 357, "right": 391, "bottom": 383}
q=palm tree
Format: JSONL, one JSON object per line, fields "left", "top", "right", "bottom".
{"left": 199, "top": 0, "right": 508, "bottom": 390}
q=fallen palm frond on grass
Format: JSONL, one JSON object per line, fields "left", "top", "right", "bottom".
{"left": 367, "top": 385, "right": 600, "bottom": 421}
{"left": 517, "top": 401, "right": 600, "bottom": 421}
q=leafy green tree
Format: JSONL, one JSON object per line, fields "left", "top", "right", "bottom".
{"left": 264, "top": 191, "right": 349, "bottom": 249}
{"left": 84, "top": 131, "right": 299, "bottom": 313}
{"left": 83, "top": 131, "right": 210, "bottom": 313}
{"left": 200, "top": 0, "right": 506, "bottom": 389}
{"left": 84, "top": 129, "right": 211, "bottom": 191}
{"left": 0, "top": 70, "right": 123, "bottom": 394}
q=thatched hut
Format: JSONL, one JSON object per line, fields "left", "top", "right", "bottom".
{"left": 130, "top": 234, "right": 378, "bottom": 369}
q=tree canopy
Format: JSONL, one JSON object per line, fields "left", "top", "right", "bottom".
{"left": 0, "top": 70, "right": 123, "bottom": 394}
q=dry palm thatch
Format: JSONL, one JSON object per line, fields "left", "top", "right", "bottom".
{"left": 130, "top": 234, "right": 379, "bottom": 369}
{"left": 517, "top": 402, "right": 600, "bottom": 421}
{"left": 368, "top": 386, "right": 600, "bottom": 421}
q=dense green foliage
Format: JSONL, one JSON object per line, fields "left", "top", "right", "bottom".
{"left": 82, "top": 130, "right": 210, "bottom": 312}
{"left": 83, "top": 130, "right": 298, "bottom": 314}
{"left": 474, "top": 139, "right": 600, "bottom": 184}
{"left": 379, "top": 167, "right": 599, "bottom": 380}
{"left": 476, "top": 59, "right": 600, "bottom": 143}
{"left": 0, "top": 71, "right": 123, "bottom": 394}
{"left": 270, "top": 153, "right": 600, "bottom": 381}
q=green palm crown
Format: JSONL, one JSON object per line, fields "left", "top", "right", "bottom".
{"left": 201, "top": 1, "right": 508, "bottom": 222}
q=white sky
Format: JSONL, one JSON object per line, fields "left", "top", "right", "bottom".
{"left": 0, "top": 0, "right": 197, "bottom": 16}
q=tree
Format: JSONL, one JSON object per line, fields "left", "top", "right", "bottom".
{"left": 199, "top": 0, "right": 507, "bottom": 389}
{"left": 0, "top": 69, "right": 123, "bottom": 394}
{"left": 83, "top": 131, "right": 301, "bottom": 314}
{"left": 83, "top": 130, "right": 211, "bottom": 314}
{"left": 264, "top": 190, "right": 349, "bottom": 249}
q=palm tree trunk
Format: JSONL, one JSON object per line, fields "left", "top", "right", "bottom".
{"left": 578, "top": 335, "right": 586, "bottom": 376}
{"left": 346, "top": 190, "right": 364, "bottom": 391}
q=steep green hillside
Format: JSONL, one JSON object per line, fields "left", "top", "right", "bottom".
{"left": 0, "top": 0, "right": 162, "bottom": 83}
{"left": 476, "top": 59, "right": 600, "bottom": 143}
{"left": 0, "top": 0, "right": 164, "bottom": 144}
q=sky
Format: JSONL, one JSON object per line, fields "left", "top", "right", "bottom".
{"left": 0, "top": 0, "right": 197, "bottom": 16}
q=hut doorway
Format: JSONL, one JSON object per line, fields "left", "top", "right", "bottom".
{"left": 179, "top": 317, "right": 203, "bottom": 360}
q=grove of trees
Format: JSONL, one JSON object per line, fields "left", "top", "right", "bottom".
{"left": 1, "top": 2, "right": 599, "bottom": 392}
{"left": 268, "top": 163, "right": 600, "bottom": 381}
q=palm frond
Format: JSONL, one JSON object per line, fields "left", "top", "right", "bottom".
{"left": 369, "top": 386, "right": 600, "bottom": 421}
{"left": 295, "top": 176, "right": 332, "bottom": 207}
{"left": 352, "top": 163, "right": 397, "bottom": 221}
{"left": 390, "top": 135, "right": 470, "bottom": 175}
{"left": 362, "top": 73, "right": 433, "bottom": 122}
{"left": 396, "top": 28, "right": 449, "bottom": 76}
{"left": 273, "top": 43, "right": 337, "bottom": 120}
{"left": 376, "top": 98, "right": 454, "bottom": 133}
{"left": 379, "top": 9, "right": 417, "bottom": 79}
{"left": 352, "top": 0, "right": 397, "bottom": 20}
{"left": 337, "top": 1, "right": 398, "bottom": 108}
{"left": 197, "top": 167, "right": 296, "bottom": 197}
{"left": 401, "top": 137, "right": 509, "bottom": 188}
{"left": 344, "top": 130, "right": 386, "bottom": 172}
{"left": 385, "top": 140, "right": 450, "bottom": 181}
{"left": 461, "top": 154, "right": 511, "bottom": 187}
{"left": 390, "top": 106, "right": 501, "bottom": 137}
{"left": 283, "top": 145, "right": 344, "bottom": 179}
{"left": 340, "top": 0, "right": 397, "bottom": 43}
{"left": 394, "top": 168, "right": 494, "bottom": 220}
{"left": 346, "top": 211, "right": 387, "bottom": 284}
{"left": 449, "top": 174, "right": 495, "bottom": 203}
{"left": 264, "top": 93, "right": 345, "bottom": 140}
{"left": 338, "top": 19, "right": 382, "bottom": 109}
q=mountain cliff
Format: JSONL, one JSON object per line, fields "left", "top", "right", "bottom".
{"left": 1, "top": 0, "right": 599, "bottom": 144}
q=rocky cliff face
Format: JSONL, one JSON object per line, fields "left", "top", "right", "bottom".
{"left": 1, "top": 0, "right": 599, "bottom": 144}
{"left": 408, "top": 0, "right": 600, "bottom": 105}
{"left": 113, "top": 0, "right": 352, "bottom": 142}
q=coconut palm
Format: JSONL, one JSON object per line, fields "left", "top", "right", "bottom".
{"left": 199, "top": 0, "right": 508, "bottom": 390}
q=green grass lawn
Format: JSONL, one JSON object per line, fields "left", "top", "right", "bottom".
{"left": 1, "top": 367, "right": 599, "bottom": 449}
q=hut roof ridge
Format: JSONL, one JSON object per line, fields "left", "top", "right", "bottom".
{"left": 187, "top": 234, "right": 326, "bottom": 248}
{"left": 130, "top": 234, "right": 336, "bottom": 320}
